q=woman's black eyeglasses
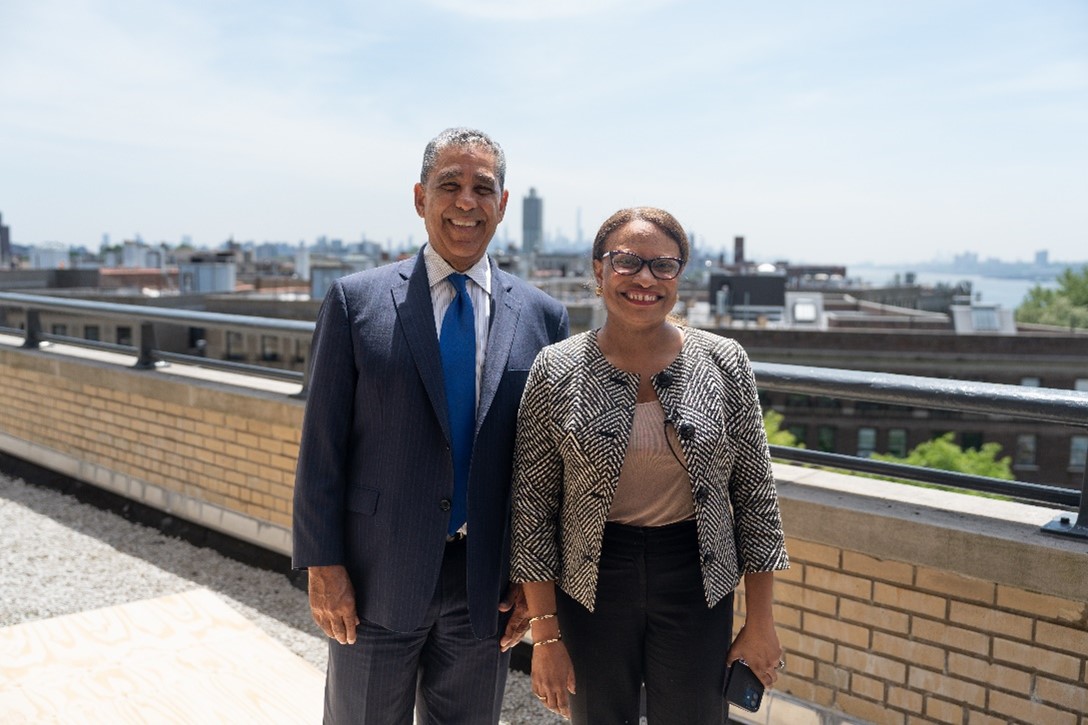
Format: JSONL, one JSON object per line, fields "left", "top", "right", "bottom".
{"left": 601, "top": 251, "right": 684, "bottom": 280}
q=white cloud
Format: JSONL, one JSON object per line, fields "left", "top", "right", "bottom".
{"left": 421, "top": 0, "right": 676, "bottom": 21}
{"left": 975, "top": 60, "right": 1088, "bottom": 96}
{"left": 1, "top": 0, "right": 1086, "bottom": 262}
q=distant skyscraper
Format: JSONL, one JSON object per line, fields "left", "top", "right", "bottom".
{"left": 0, "top": 212, "right": 10, "bottom": 267}
{"left": 295, "top": 242, "right": 311, "bottom": 281}
{"left": 522, "top": 187, "right": 543, "bottom": 256}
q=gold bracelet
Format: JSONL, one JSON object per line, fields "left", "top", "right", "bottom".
{"left": 533, "top": 635, "right": 562, "bottom": 647}
{"left": 528, "top": 613, "right": 556, "bottom": 624}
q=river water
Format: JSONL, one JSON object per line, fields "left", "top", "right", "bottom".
{"left": 848, "top": 266, "right": 1060, "bottom": 310}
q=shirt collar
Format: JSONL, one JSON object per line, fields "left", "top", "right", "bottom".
{"left": 423, "top": 244, "right": 492, "bottom": 295}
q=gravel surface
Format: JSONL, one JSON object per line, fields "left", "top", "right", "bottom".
{"left": 0, "top": 471, "right": 565, "bottom": 725}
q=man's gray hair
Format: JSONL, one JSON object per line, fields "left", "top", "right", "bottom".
{"left": 421, "top": 128, "right": 506, "bottom": 191}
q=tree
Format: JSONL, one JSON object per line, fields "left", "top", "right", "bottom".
{"left": 764, "top": 409, "right": 804, "bottom": 448}
{"left": 871, "top": 432, "right": 1013, "bottom": 480}
{"left": 1016, "top": 265, "right": 1088, "bottom": 330}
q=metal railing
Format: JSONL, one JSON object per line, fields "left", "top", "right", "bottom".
{"left": 1, "top": 291, "right": 1085, "bottom": 539}
{"left": 0, "top": 291, "right": 313, "bottom": 384}
{"left": 754, "top": 362, "right": 1088, "bottom": 539}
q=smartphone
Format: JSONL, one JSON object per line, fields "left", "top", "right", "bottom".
{"left": 724, "top": 659, "right": 765, "bottom": 712}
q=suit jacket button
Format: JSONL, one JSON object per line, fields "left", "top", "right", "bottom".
{"left": 694, "top": 486, "right": 708, "bottom": 503}
{"left": 439, "top": 499, "right": 452, "bottom": 511}
{"left": 702, "top": 551, "right": 715, "bottom": 565}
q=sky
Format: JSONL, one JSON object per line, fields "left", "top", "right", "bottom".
{"left": 0, "top": 0, "right": 1085, "bottom": 266}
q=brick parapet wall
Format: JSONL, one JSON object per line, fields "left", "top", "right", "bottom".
{"left": 1, "top": 338, "right": 1085, "bottom": 723}
{"left": 0, "top": 337, "right": 302, "bottom": 552}
{"left": 735, "top": 467, "right": 1087, "bottom": 724}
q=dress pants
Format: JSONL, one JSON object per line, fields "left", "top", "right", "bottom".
{"left": 556, "top": 519, "right": 734, "bottom": 725}
{"left": 323, "top": 538, "right": 510, "bottom": 725}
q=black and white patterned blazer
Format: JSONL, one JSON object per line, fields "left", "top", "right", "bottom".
{"left": 511, "top": 327, "right": 789, "bottom": 612}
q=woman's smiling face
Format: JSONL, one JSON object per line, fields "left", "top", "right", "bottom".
{"left": 594, "top": 219, "right": 683, "bottom": 330}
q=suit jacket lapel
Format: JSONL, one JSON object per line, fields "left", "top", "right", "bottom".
{"left": 393, "top": 253, "right": 451, "bottom": 444}
{"left": 476, "top": 263, "right": 521, "bottom": 431}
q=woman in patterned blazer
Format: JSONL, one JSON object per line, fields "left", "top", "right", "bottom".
{"left": 511, "top": 207, "right": 790, "bottom": 724}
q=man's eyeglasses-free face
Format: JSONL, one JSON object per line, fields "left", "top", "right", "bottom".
{"left": 601, "top": 251, "right": 684, "bottom": 280}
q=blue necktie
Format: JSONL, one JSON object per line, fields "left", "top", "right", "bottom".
{"left": 440, "top": 273, "right": 475, "bottom": 536}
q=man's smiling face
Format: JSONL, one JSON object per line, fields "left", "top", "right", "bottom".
{"left": 414, "top": 144, "right": 509, "bottom": 271}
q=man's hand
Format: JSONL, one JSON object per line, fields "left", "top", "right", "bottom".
{"left": 499, "top": 582, "right": 530, "bottom": 652}
{"left": 308, "top": 565, "right": 360, "bottom": 645}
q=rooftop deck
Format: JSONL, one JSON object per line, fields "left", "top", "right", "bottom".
{"left": 0, "top": 323, "right": 1085, "bottom": 723}
{"left": 0, "top": 471, "right": 561, "bottom": 724}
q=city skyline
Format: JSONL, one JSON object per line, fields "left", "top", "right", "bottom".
{"left": 1, "top": 1, "right": 1085, "bottom": 265}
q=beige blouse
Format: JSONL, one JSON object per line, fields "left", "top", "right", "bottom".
{"left": 607, "top": 400, "right": 696, "bottom": 526}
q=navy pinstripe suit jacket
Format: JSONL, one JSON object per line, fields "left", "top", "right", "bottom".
{"left": 292, "top": 250, "right": 569, "bottom": 639}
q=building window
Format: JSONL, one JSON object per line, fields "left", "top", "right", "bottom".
{"left": 857, "top": 427, "right": 877, "bottom": 458}
{"left": 787, "top": 425, "right": 807, "bottom": 445}
{"left": 188, "top": 327, "right": 207, "bottom": 356}
{"left": 1020, "top": 377, "right": 1041, "bottom": 387}
{"left": 792, "top": 299, "right": 818, "bottom": 322}
{"left": 117, "top": 326, "right": 133, "bottom": 346}
{"left": 971, "top": 307, "right": 1000, "bottom": 331}
{"left": 817, "top": 426, "right": 836, "bottom": 452}
{"left": 51, "top": 324, "right": 67, "bottom": 336}
{"left": 786, "top": 394, "right": 811, "bottom": 408}
{"left": 226, "top": 331, "right": 245, "bottom": 361}
{"left": 1015, "top": 434, "right": 1037, "bottom": 467}
{"left": 260, "top": 335, "right": 281, "bottom": 362}
{"left": 1070, "top": 436, "right": 1088, "bottom": 470}
{"left": 961, "top": 431, "right": 983, "bottom": 451}
{"left": 887, "top": 428, "right": 908, "bottom": 457}
{"left": 83, "top": 325, "right": 100, "bottom": 341}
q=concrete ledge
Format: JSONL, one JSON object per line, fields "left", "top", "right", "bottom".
{"left": 0, "top": 332, "right": 302, "bottom": 397}
{"left": 773, "top": 462, "right": 1087, "bottom": 603}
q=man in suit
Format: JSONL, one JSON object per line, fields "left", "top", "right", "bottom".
{"left": 292, "top": 127, "right": 570, "bottom": 724}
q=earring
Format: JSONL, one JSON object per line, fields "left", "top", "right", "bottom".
{"left": 595, "top": 285, "right": 603, "bottom": 297}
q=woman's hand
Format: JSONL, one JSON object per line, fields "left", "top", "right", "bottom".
{"left": 727, "top": 621, "right": 784, "bottom": 689}
{"left": 531, "top": 640, "right": 577, "bottom": 720}
{"left": 728, "top": 571, "right": 785, "bottom": 688}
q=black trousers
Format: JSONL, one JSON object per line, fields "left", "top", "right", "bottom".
{"left": 323, "top": 539, "right": 509, "bottom": 725}
{"left": 556, "top": 519, "right": 733, "bottom": 725}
